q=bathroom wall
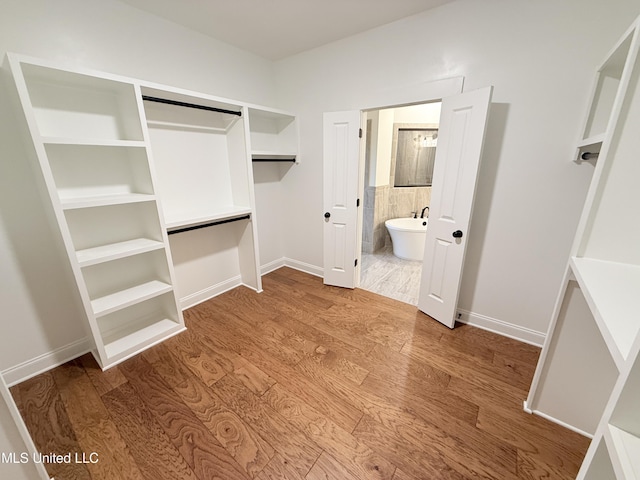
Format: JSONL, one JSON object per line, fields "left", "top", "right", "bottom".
{"left": 362, "top": 103, "right": 440, "bottom": 253}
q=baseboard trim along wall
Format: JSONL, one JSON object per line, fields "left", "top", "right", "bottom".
{"left": 523, "top": 400, "right": 593, "bottom": 439}
{"left": 179, "top": 275, "right": 244, "bottom": 311}
{"left": 283, "top": 257, "right": 324, "bottom": 278}
{"left": 261, "top": 257, "right": 323, "bottom": 278}
{"left": 456, "top": 309, "right": 546, "bottom": 347}
{"left": 1, "top": 338, "right": 90, "bottom": 388}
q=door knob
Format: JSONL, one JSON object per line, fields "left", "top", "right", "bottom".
{"left": 324, "top": 212, "right": 331, "bottom": 219}
{"left": 452, "top": 230, "right": 463, "bottom": 238}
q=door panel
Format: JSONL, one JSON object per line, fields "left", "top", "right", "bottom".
{"left": 323, "top": 111, "right": 361, "bottom": 288}
{"left": 418, "top": 87, "right": 493, "bottom": 327}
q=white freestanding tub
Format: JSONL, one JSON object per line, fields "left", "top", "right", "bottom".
{"left": 385, "top": 217, "right": 428, "bottom": 261}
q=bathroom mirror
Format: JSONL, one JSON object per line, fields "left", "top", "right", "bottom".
{"left": 392, "top": 125, "right": 438, "bottom": 187}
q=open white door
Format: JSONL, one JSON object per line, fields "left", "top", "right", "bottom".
{"left": 323, "top": 111, "right": 361, "bottom": 288}
{"left": 418, "top": 87, "right": 493, "bottom": 328}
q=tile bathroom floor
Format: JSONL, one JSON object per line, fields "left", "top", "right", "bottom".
{"left": 360, "top": 244, "right": 422, "bottom": 305}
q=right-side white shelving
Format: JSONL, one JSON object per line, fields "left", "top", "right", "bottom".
{"left": 525, "top": 15, "right": 640, "bottom": 478}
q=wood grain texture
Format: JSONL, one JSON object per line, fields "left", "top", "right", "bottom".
{"left": 11, "top": 372, "right": 91, "bottom": 480}
{"left": 12, "top": 267, "right": 588, "bottom": 479}
{"left": 102, "top": 382, "right": 199, "bottom": 480}
{"left": 143, "top": 344, "right": 274, "bottom": 478}
{"left": 118, "top": 356, "right": 252, "bottom": 480}
{"left": 51, "top": 360, "right": 144, "bottom": 480}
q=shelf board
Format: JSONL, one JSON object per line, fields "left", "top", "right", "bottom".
{"left": 60, "top": 193, "right": 156, "bottom": 209}
{"left": 91, "top": 280, "right": 173, "bottom": 318}
{"left": 570, "top": 257, "right": 640, "bottom": 368}
{"left": 252, "top": 151, "right": 297, "bottom": 162}
{"left": 577, "top": 134, "right": 606, "bottom": 149}
{"left": 40, "top": 137, "right": 145, "bottom": 147}
{"left": 165, "top": 206, "right": 252, "bottom": 231}
{"left": 606, "top": 424, "right": 640, "bottom": 479}
{"left": 76, "top": 238, "right": 165, "bottom": 267}
{"left": 102, "top": 317, "right": 182, "bottom": 360}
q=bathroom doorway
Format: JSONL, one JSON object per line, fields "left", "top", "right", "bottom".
{"left": 359, "top": 101, "right": 441, "bottom": 305}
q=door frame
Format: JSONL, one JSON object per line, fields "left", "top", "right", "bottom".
{"left": 352, "top": 78, "right": 465, "bottom": 286}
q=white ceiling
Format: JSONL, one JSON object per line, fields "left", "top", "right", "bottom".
{"left": 119, "top": 0, "right": 453, "bottom": 60}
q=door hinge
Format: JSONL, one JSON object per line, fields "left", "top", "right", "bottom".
{"left": 355, "top": 258, "right": 358, "bottom": 267}
{"left": 356, "top": 198, "right": 360, "bottom": 207}
{"left": 359, "top": 128, "right": 363, "bottom": 138}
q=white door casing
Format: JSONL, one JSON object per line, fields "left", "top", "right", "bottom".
{"left": 418, "top": 87, "right": 493, "bottom": 328}
{"left": 323, "top": 111, "right": 361, "bottom": 288}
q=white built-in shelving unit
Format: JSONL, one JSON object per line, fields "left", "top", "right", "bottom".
{"left": 248, "top": 106, "right": 299, "bottom": 163}
{"left": 525, "top": 16, "right": 640, "bottom": 478}
{"left": 5, "top": 53, "right": 299, "bottom": 368}
{"left": 6, "top": 55, "right": 185, "bottom": 369}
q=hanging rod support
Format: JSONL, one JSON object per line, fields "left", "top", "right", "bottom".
{"left": 167, "top": 215, "right": 250, "bottom": 235}
{"left": 142, "top": 95, "right": 242, "bottom": 116}
{"left": 581, "top": 152, "right": 599, "bottom": 161}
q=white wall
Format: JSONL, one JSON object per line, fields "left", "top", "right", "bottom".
{"left": 274, "top": 0, "right": 640, "bottom": 338}
{"left": 0, "top": 0, "right": 277, "bottom": 376}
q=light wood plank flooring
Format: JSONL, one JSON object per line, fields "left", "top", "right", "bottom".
{"left": 11, "top": 267, "right": 589, "bottom": 479}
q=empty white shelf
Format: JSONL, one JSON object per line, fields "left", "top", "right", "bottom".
{"left": 91, "top": 280, "right": 173, "bottom": 317}
{"left": 578, "top": 134, "right": 606, "bottom": 149}
{"left": 165, "top": 205, "right": 252, "bottom": 231}
{"left": 102, "top": 317, "right": 182, "bottom": 359}
{"left": 571, "top": 257, "right": 640, "bottom": 368}
{"left": 606, "top": 424, "right": 640, "bottom": 479}
{"left": 76, "top": 238, "right": 165, "bottom": 267}
{"left": 40, "top": 137, "right": 146, "bottom": 147}
{"left": 60, "top": 193, "right": 156, "bottom": 209}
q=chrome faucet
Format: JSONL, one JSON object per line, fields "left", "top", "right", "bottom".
{"left": 420, "top": 206, "right": 430, "bottom": 218}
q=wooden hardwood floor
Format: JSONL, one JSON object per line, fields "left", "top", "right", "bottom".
{"left": 11, "top": 267, "right": 590, "bottom": 479}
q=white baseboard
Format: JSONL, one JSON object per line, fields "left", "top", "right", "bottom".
{"left": 260, "top": 257, "right": 286, "bottom": 275}
{"left": 179, "top": 275, "right": 243, "bottom": 310}
{"left": 1, "top": 338, "right": 90, "bottom": 387}
{"left": 523, "top": 400, "right": 592, "bottom": 438}
{"left": 456, "top": 309, "right": 545, "bottom": 347}
{"left": 282, "top": 257, "right": 324, "bottom": 277}
{"left": 260, "top": 257, "right": 323, "bottom": 278}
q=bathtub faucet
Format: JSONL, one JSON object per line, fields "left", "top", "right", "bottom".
{"left": 420, "top": 206, "right": 430, "bottom": 218}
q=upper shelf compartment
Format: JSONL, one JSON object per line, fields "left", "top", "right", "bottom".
{"left": 580, "top": 25, "right": 638, "bottom": 144}
{"left": 19, "top": 62, "right": 144, "bottom": 142}
{"left": 248, "top": 107, "right": 298, "bottom": 162}
{"left": 141, "top": 86, "right": 242, "bottom": 132}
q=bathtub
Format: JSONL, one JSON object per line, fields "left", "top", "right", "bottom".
{"left": 385, "top": 217, "right": 428, "bottom": 261}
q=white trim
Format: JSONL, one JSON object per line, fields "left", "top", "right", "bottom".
{"left": 1, "top": 338, "right": 91, "bottom": 387}
{"left": 260, "top": 257, "right": 287, "bottom": 276}
{"left": 456, "top": 309, "right": 546, "bottom": 347}
{"left": 260, "top": 257, "right": 324, "bottom": 278}
{"left": 179, "top": 275, "right": 244, "bottom": 310}
{"left": 523, "top": 400, "right": 593, "bottom": 438}
{"left": 1, "top": 376, "right": 51, "bottom": 479}
{"left": 283, "top": 257, "right": 324, "bottom": 278}
{"left": 261, "top": 257, "right": 324, "bottom": 278}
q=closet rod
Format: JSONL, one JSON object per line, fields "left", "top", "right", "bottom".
{"left": 252, "top": 158, "right": 296, "bottom": 163}
{"left": 142, "top": 95, "right": 242, "bottom": 116}
{"left": 168, "top": 215, "right": 250, "bottom": 235}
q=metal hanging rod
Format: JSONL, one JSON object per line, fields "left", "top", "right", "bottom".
{"left": 142, "top": 95, "right": 242, "bottom": 117}
{"left": 252, "top": 158, "right": 296, "bottom": 163}
{"left": 167, "top": 214, "right": 250, "bottom": 235}
{"left": 581, "top": 152, "right": 600, "bottom": 160}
